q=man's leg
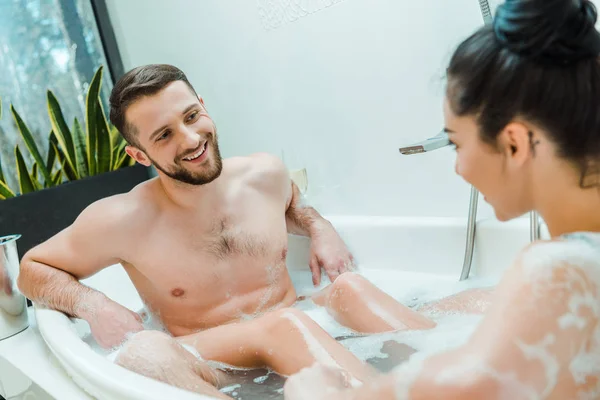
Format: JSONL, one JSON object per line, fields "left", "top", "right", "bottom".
{"left": 311, "top": 272, "right": 437, "bottom": 333}
{"left": 115, "top": 308, "right": 375, "bottom": 396}
{"left": 178, "top": 307, "right": 375, "bottom": 380}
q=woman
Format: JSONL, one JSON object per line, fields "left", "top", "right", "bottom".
{"left": 284, "top": 0, "right": 600, "bottom": 398}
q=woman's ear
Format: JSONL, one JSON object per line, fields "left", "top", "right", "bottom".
{"left": 125, "top": 146, "right": 152, "bottom": 167}
{"left": 498, "top": 122, "right": 533, "bottom": 166}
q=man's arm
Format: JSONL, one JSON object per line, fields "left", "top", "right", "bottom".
{"left": 284, "top": 177, "right": 331, "bottom": 237}
{"left": 18, "top": 195, "right": 144, "bottom": 347}
{"left": 250, "top": 153, "right": 355, "bottom": 285}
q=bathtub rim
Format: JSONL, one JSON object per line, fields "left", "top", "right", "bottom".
{"left": 34, "top": 305, "right": 217, "bottom": 400}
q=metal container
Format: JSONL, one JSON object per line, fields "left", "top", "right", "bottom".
{"left": 0, "top": 235, "right": 28, "bottom": 340}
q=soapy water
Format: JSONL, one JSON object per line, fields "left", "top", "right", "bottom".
{"left": 81, "top": 268, "right": 496, "bottom": 399}
{"left": 213, "top": 269, "right": 493, "bottom": 399}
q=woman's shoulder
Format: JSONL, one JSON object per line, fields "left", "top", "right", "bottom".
{"left": 514, "top": 231, "right": 600, "bottom": 284}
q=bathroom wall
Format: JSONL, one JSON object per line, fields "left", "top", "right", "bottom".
{"left": 104, "top": 0, "right": 503, "bottom": 218}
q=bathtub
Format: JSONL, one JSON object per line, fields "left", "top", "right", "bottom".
{"left": 34, "top": 215, "right": 547, "bottom": 400}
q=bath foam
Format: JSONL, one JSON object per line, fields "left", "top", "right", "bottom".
{"left": 569, "top": 322, "right": 600, "bottom": 399}
{"left": 281, "top": 311, "right": 362, "bottom": 388}
{"left": 520, "top": 237, "right": 600, "bottom": 290}
{"left": 220, "top": 384, "right": 241, "bottom": 394}
{"left": 392, "top": 353, "right": 426, "bottom": 400}
{"left": 250, "top": 263, "right": 284, "bottom": 317}
{"left": 558, "top": 287, "right": 599, "bottom": 331}
{"left": 515, "top": 334, "right": 559, "bottom": 397}
{"left": 367, "top": 301, "right": 408, "bottom": 331}
{"left": 434, "top": 354, "right": 539, "bottom": 400}
{"left": 519, "top": 234, "right": 600, "bottom": 398}
{"left": 340, "top": 273, "right": 407, "bottom": 330}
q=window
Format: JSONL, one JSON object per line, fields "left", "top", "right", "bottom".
{"left": 0, "top": 0, "right": 113, "bottom": 190}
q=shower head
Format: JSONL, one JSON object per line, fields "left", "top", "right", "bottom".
{"left": 398, "top": 130, "right": 450, "bottom": 155}
{"left": 478, "top": 0, "right": 493, "bottom": 24}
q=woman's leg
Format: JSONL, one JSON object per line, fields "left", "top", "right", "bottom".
{"left": 416, "top": 287, "right": 495, "bottom": 315}
{"left": 312, "top": 272, "right": 436, "bottom": 333}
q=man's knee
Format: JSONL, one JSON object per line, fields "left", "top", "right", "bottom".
{"left": 330, "top": 272, "right": 366, "bottom": 296}
{"left": 266, "top": 307, "right": 311, "bottom": 332}
{"left": 115, "top": 330, "right": 188, "bottom": 370}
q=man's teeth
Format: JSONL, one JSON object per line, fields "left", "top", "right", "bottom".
{"left": 184, "top": 144, "right": 206, "bottom": 161}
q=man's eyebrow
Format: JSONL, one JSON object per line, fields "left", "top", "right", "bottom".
{"left": 149, "top": 124, "right": 169, "bottom": 141}
{"left": 149, "top": 103, "right": 200, "bottom": 141}
{"left": 443, "top": 127, "right": 456, "bottom": 134}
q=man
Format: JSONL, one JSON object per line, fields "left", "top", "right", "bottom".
{"left": 16, "top": 65, "right": 456, "bottom": 398}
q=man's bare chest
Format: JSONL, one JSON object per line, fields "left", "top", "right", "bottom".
{"left": 125, "top": 209, "right": 290, "bottom": 299}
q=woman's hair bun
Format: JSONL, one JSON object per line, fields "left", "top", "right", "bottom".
{"left": 493, "top": 0, "right": 600, "bottom": 64}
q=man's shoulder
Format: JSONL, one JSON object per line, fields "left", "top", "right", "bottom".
{"left": 227, "top": 152, "right": 286, "bottom": 173}
{"left": 225, "top": 153, "right": 289, "bottom": 193}
{"left": 77, "top": 178, "right": 159, "bottom": 229}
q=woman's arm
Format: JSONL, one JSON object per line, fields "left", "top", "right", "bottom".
{"left": 285, "top": 239, "right": 600, "bottom": 400}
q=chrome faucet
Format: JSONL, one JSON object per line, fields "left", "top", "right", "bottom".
{"left": 397, "top": 0, "right": 542, "bottom": 282}
{"left": 399, "top": 134, "right": 541, "bottom": 281}
{"left": 398, "top": 131, "right": 450, "bottom": 155}
{"left": 0, "top": 235, "right": 29, "bottom": 340}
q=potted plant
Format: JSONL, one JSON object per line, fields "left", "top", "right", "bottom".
{"left": 0, "top": 66, "right": 150, "bottom": 259}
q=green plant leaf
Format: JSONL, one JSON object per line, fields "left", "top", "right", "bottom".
{"left": 11, "top": 105, "right": 53, "bottom": 185}
{"left": 47, "top": 90, "right": 78, "bottom": 179}
{"left": 0, "top": 155, "right": 5, "bottom": 184}
{"left": 46, "top": 131, "right": 57, "bottom": 172}
{"left": 110, "top": 125, "right": 121, "bottom": 146}
{"left": 52, "top": 160, "right": 64, "bottom": 186}
{"left": 15, "top": 146, "right": 35, "bottom": 195}
{"left": 86, "top": 66, "right": 104, "bottom": 176}
{"left": 114, "top": 150, "right": 129, "bottom": 170}
{"left": 31, "top": 163, "right": 42, "bottom": 191}
{"left": 54, "top": 141, "right": 78, "bottom": 181}
{"left": 72, "top": 117, "right": 89, "bottom": 177}
{"left": 112, "top": 137, "right": 127, "bottom": 170}
{"left": 95, "top": 103, "right": 112, "bottom": 173}
{"left": 0, "top": 179, "right": 15, "bottom": 199}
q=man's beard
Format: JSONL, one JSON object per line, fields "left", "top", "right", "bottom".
{"left": 150, "top": 139, "right": 223, "bottom": 186}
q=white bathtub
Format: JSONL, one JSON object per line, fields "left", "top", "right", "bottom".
{"left": 34, "top": 215, "right": 548, "bottom": 400}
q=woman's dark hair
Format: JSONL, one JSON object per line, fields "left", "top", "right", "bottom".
{"left": 446, "top": 0, "right": 600, "bottom": 187}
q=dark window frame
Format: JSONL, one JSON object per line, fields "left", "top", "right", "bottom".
{"left": 90, "top": 0, "right": 124, "bottom": 83}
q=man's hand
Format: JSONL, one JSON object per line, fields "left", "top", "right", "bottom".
{"left": 284, "top": 364, "right": 353, "bottom": 400}
{"left": 309, "top": 222, "right": 355, "bottom": 286}
{"left": 78, "top": 296, "right": 144, "bottom": 349}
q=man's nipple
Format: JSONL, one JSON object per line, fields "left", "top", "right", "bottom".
{"left": 171, "top": 288, "right": 185, "bottom": 297}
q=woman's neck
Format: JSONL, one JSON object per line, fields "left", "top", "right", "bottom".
{"left": 537, "top": 184, "right": 600, "bottom": 238}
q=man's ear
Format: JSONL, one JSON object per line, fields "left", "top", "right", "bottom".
{"left": 498, "top": 122, "right": 532, "bottom": 166}
{"left": 125, "top": 146, "right": 152, "bottom": 167}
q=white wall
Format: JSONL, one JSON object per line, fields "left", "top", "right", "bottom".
{"left": 105, "top": 0, "right": 502, "bottom": 219}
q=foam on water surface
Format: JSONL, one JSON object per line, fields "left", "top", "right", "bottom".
{"left": 212, "top": 268, "right": 493, "bottom": 399}
{"left": 83, "top": 268, "right": 495, "bottom": 399}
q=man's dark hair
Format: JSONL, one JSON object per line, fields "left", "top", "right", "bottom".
{"left": 109, "top": 64, "right": 197, "bottom": 146}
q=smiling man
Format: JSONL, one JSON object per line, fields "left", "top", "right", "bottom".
{"left": 17, "top": 64, "right": 458, "bottom": 398}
